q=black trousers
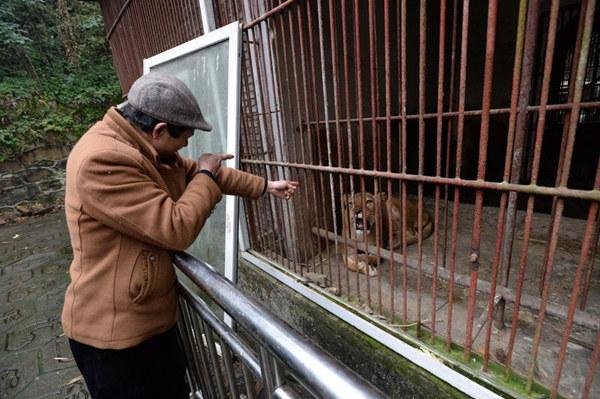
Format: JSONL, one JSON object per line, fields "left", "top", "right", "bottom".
{"left": 69, "top": 326, "right": 189, "bottom": 399}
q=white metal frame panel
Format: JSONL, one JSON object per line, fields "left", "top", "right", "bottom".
{"left": 143, "top": 22, "right": 242, "bottom": 284}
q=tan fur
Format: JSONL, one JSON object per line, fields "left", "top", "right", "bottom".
{"left": 341, "top": 192, "right": 433, "bottom": 276}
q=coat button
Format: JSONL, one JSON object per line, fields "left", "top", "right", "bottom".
{"left": 149, "top": 254, "right": 156, "bottom": 262}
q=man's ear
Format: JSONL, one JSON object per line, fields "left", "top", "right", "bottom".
{"left": 152, "top": 122, "right": 168, "bottom": 139}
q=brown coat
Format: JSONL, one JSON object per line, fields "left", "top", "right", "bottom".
{"left": 61, "top": 107, "right": 265, "bottom": 349}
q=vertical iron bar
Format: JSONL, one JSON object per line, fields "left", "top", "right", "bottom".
{"left": 353, "top": 0, "right": 365, "bottom": 299}
{"left": 494, "top": 0, "right": 527, "bottom": 334}
{"left": 583, "top": 327, "right": 600, "bottom": 399}
{"left": 432, "top": 0, "right": 447, "bottom": 344}
{"left": 527, "top": 0, "right": 597, "bottom": 392}
{"left": 446, "top": 0, "right": 470, "bottom": 351}
{"left": 464, "top": 0, "right": 497, "bottom": 361}
{"left": 306, "top": 0, "right": 332, "bottom": 278}
{"left": 222, "top": 345, "right": 240, "bottom": 398}
{"left": 259, "top": 347, "right": 275, "bottom": 399}
{"left": 400, "top": 0, "right": 408, "bottom": 325}
{"left": 326, "top": 0, "right": 347, "bottom": 295}
{"left": 383, "top": 0, "right": 394, "bottom": 323}
{"left": 442, "top": 0, "right": 459, "bottom": 276}
{"left": 296, "top": 3, "right": 327, "bottom": 278}
{"left": 416, "top": 0, "right": 427, "bottom": 337}
{"left": 316, "top": 0, "right": 341, "bottom": 299}
{"left": 340, "top": 0, "right": 355, "bottom": 298}
{"left": 242, "top": 363, "right": 256, "bottom": 399}
{"left": 539, "top": 0, "right": 589, "bottom": 298}
{"left": 203, "top": 327, "right": 227, "bottom": 399}
{"left": 551, "top": 180, "right": 599, "bottom": 398}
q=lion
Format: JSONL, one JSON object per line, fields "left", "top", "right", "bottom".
{"left": 341, "top": 192, "right": 433, "bottom": 277}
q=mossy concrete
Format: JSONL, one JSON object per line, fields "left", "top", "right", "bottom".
{"left": 238, "top": 259, "right": 468, "bottom": 398}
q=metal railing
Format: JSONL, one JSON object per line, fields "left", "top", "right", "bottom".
{"left": 173, "top": 252, "right": 387, "bottom": 399}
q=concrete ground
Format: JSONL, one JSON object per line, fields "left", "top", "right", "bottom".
{"left": 0, "top": 211, "right": 89, "bottom": 398}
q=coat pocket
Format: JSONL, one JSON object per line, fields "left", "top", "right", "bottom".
{"left": 129, "top": 250, "right": 157, "bottom": 304}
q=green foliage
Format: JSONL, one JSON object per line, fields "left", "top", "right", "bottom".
{"left": 0, "top": 0, "right": 121, "bottom": 162}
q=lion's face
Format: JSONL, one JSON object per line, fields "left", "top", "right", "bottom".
{"left": 344, "top": 192, "right": 384, "bottom": 241}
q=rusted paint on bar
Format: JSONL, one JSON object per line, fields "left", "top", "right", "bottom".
{"left": 241, "top": 159, "right": 600, "bottom": 201}
{"left": 551, "top": 167, "right": 599, "bottom": 398}
{"left": 503, "top": 0, "right": 558, "bottom": 377}
{"left": 445, "top": 0, "right": 469, "bottom": 352}
{"left": 243, "top": 0, "right": 298, "bottom": 29}
{"left": 442, "top": 0, "right": 460, "bottom": 275}
{"left": 415, "top": 0, "right": 426, "bottom": 338}
{"left": 583, "top": 326, "right": 600, "bottom": 398}
{"left": 432, "top": 0, "right": 447, "bottom": 345}
{"left": 463, "top": 0, "right": 497, "bottom": 362}
{"left": 400, "top": 0, "right": 409, "bottom": 325}
{"left": 526, "top": 0, "right": 597, "bottom": 392}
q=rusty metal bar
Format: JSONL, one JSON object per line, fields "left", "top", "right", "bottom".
{"left": 316, "top": 0, "right": 341, "bottom": 293}
{"left": 415, "top": 0, "right": 427, "bottom": 337}
{"left": 240, "top": 159, "right": 600, "bottom": 202}
{"left": 313, "top": 226, "right": 600, "bottom": 330}
{"left": 463, "top": 0, "right": 497, "bottom": 362}
{"left": 551, "top": 164, "right": 599, "bottom": 398}
{"left": 400, "top": 0, "right": 408, "bottom": 325}
{"left": 106, "top": 0, "right": 133, "bottom": 40}
{"left": 243, "top": 0, "right": 298, "bottom": 29}
{"left": 539, "top": 0, "right": 589, "bottom": 296}
{"left": 353, "top": 0, "right": 366, "bottom": 301}
{"left": 383, "top": 0, "right": 394, "bottom": 322}
{"left": 340, "top": 1, "right": 355, "bottom": 299}
{"left": 580, "top": 214, "right": 600, "bottom": 309}
{"left": 326, "top": 0, "right": 346, "bottom": 297}
{"left": 501, "top": 0, "right": 558, "bottom": 375}
{"left": 447, "top": 0, "right": 470, "bottom": 351}
{"left": 296, "top": 3, "right": 326, "bottom": 277}
{"left": 432, "top": 0, "right": 447, "bottom": 344}
{"left": 289, "top": 100, "right": 600, "bottom": 123}
{"left": 442, "top": 0, "right": 460, "bottom": 275}
{"left": 584, "top": 327, "right": 600, "bottom": 399}
{"left": 306, "top": 0, "right": 333, "bottom": 279}
{"left": 526, "top": 0, "right": 597, "bottom": 392}
{"left": 268, "top": 1, "right": 297, "bottom": 273}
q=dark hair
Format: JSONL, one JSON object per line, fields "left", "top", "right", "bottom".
{"left": 120, "top": 103, "right": 188, "bottom": 138}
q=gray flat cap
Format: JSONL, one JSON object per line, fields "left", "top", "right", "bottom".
{"left": 127, "top": 72, "right": 212, "bottom": 131}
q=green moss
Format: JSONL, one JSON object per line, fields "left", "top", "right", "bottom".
{"left": 239, "top": 260, "right": 561, "bottom": 399}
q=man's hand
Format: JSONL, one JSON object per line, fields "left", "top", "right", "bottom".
{"left": 267, "top": 180, "right": 299, "bottom": 200}
{"left": 198, "top": 153, "right": 234, "bottom": 175}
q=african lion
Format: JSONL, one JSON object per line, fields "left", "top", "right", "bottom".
{"left": 341, "top": 192, "right": 433, "bottom": 276}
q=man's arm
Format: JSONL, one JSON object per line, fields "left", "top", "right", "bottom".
{"left": 76, "top": 150, "right": 222, "bottom": 251}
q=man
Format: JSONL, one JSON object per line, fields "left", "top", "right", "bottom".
{"left": 61, "top": 72, "right": 298, "bottom": 398}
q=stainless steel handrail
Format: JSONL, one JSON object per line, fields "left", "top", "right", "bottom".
{"left": 173, "top": 251, "right": 387, "bottom": 399}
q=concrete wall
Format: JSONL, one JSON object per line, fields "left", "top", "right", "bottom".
{"left": 0, "top": 146, "right": 68, "bottom": 223}
{"left": 238, "top": 258, "right": 469, "bottom": 398}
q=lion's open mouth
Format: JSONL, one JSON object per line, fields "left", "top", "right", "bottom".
{"left": 355, "top": 211, "right": 371, "bottom": 235}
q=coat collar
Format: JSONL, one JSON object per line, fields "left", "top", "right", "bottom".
{"left": 103, "top": 107, "right": 183, "bottom": 168}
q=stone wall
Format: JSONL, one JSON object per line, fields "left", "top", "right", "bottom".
{"left": 0, "top": 146, "right": 70, "bottom": 223}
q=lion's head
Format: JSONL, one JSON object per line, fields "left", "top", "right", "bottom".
{"left": 342, "top": 192, "right": 387, "bottom": 244}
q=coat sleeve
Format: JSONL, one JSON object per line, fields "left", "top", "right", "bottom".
{"left": 215, "top": 167, "right": 266, "bottom": 199}
{"left": 182, "top": 157, "right": 266, "bottom": 200}
{"left": 76, "top": 150, "right": 223, "bottom": 251}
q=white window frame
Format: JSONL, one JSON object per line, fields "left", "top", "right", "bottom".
{"left": 143, "top": 21, "right": 242, "bottom": 283}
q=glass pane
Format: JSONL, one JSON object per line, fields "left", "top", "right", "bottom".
{"left": 150, "top": 40, "right": 230, "bottom": 274}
